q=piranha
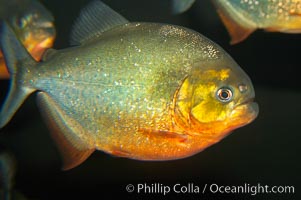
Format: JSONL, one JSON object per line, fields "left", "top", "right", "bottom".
{"left": 0, "top": 1, "right": 258, "bottom": 170}
{"left": 172, "top": 0, "right": 301, "bottom": 44}
{"left": 0, "top": 0, "right": 55, "bottom": 79}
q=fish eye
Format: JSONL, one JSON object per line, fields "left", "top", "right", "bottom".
{"left": 216, "top": 87, "right": 233, "bottom": 103}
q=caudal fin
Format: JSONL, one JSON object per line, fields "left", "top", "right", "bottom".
{"left": 0, "top": 21, "right": 37, "bottom": 128}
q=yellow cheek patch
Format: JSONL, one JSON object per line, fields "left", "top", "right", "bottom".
{"left": 202, "top": 69, "right": 230, "bottom": 81}
{"left": 191, "top": 100, "right": 227, "bottom": 123}
{"left": 174, "top": 68, "right": 231, "bottom": 127}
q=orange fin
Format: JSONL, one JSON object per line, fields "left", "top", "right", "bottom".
{"left": 0, "top": 57, "right": 10, "bottom": 79}
{"left": 216, "top": 8, "right": 255, "bottom": 44}
{"left": 139, "top": 128, "right": 188, "bottom": 143}
{"left": 37, "top": 92, "right": 95, "bottom": 170}
{"left": 110, "top": 149, "right": 131, "bottom": 158}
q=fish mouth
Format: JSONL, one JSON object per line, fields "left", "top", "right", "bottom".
{"left": 236, "top": 97, "right": 255, "bottom": 107}
{"left": 236, "top": 97, "right": 258, "bottom": 112}
{"left": 231, "top": 98, "right": 259, "bottom": 123}
{"left": 35, "top": 21, "right": 54, "bottom": 29}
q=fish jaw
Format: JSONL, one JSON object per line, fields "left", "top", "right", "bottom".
{"left": 190, "top": 101, "right": 258, "bottom": 156}
{"left": 182, "top": 101, "right": 258, "bottom": 138}
{"left": 226, "top": 101, "right": 259, "bottom": 132}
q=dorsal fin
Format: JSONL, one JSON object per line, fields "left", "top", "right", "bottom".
{"left": 70, "top": 0, "right": 129, "bottom": 46}
{"left": 216, "top": 8, "right": 255, "bottom": 44}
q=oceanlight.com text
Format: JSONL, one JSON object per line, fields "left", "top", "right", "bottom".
{"left": 125, "top": 183, "right": 295, "bottom": 196}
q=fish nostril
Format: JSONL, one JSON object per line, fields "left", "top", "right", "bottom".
{"left": 238, "top": 83, "right": 248, "bottom": 93}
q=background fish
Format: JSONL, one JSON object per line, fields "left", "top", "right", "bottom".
{"left": 172, "top": 0, "right": 301, "bottom": 44}
{"left": 0, "top": 1, "right": 258, "bottom": 170}
{"left": 0, "top": 0, "right": 55, "bottom": 79}
{"left": 0, "top": 148, "right": 28, "bottom": 200}
{"left": 0, "top": 150, "right": 15, "bottom": 200}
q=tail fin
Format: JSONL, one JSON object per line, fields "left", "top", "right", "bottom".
{"left": 0, "top": 21, "right": 37, "bottom": 128}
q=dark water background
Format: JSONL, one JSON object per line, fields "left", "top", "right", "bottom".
{"left": 0, "top": 0, "right": 300, "bottom": 199}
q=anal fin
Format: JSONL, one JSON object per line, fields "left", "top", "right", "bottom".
{"left": 37, "top": 92, "right": 95, "bottom": 170}
{"left": 216, "top": 8, "right": 255, "bottom": 44}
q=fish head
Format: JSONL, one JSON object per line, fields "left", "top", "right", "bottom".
{"left": 174, "top": 56, "right": 258, "bottom": 139}
{"left": 10, "top": 1, "right": 55, "bottom": 61}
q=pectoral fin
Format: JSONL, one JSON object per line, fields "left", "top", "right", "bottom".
{"left": 37, "top": 92, "right": 95, "bottom": 170}
{"left": 41, "top": 48, "right": 58, "bottom": 61}
{"left": 138, "top": 128, "right": 188, "bottom": 143}
{"left": 216, "top": 8, "right": 255, "bottom": 44}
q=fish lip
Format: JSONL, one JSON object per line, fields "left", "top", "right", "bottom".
{"left": 32, "top": 21, "right": 54, "bottom": 29}
{"left": 233, "top": 98, "right": 259, "bottom": 119}
{"left": 235, "top": 97, "right": 255, "bottom": 107}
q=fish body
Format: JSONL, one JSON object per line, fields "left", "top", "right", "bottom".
{"left": 0, "top": 1, "right": 258, "bottom": 170}
{"left": 172, "top": 0, "right": 301, "bottom": 44}
{"left": 0, "top": 0, "right": 55, "bottom": 79}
